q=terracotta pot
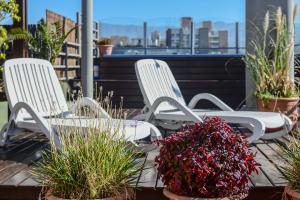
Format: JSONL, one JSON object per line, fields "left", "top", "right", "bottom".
{"left": 46, "top": 188, "right": 134, "bottom": 200}
{"left": 163, "top": 189, "right": 247, "bottom": 200}
{"left": 98, "top": 45, "right": 113, "bottom": 56}
{"left": 256, "top": 97, "right": 299, "bottom": 124}
{"left": 284, "top": 185, "right": 300, "bottom": 200}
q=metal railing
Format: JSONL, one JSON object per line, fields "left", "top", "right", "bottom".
{"left": 105, "top": 20, "right": 242, "bottom": 55}
{"left": 112, "top": 47, "right": 245, "bottom": 55}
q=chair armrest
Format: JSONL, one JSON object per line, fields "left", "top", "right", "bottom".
{"left": 225, "top": 116, "right": 265, "bottom": 143}
{"left": 5, "top": 102, "right": 60, "bottom": 147}
{"left": 145, "top": 96, "right": 203, "bottom": 123}
{"left": 71, "top": 97, "right": 111, "bottom": 119}
{"left": 188, "top": 93, "right": 234, "bottom": 111}
{"left": 10, "top": 102, "right": 50, "bottom": 133}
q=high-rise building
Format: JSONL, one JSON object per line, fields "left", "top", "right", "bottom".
{"left": 197, "top": 28, "right": 209, "bottom": 53}
{"left": 180, "top": 17, "right": 192, "bottom": 47}
{"left": 166, "top": 19, "right": 228, "bottom": 53}
{"left": 166, "top": 28, "right": 181, "bottom": 48}
{"left": 181, "top": 17, "right": 192, "bottom": 30}
{"left": 151, "top": 31, "right": 161, "bottom": 46}
{"left": 166, "top": 17, "right": 192, "bottom": 48}
{"left": 196, "top": 21, "right": 228, "bottom": 53}
{"left": 202, "top": 21, "right": 212, "bottom": 32}
{"left": 218, "top": 30, "right": 229, "bottom": 52}
{"left": 180, "top": 28, "right": 190, "bottom": 48}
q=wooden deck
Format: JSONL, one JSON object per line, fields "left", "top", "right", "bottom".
{"left": 0, "top": 109, "right": 293, "bottom": 200}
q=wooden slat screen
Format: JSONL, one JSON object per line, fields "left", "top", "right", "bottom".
{"left": 95, "top": 55, "right": 246, "bottom": 109}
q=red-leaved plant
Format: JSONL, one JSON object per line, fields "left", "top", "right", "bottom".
{"left": 155, "top": 117, "right": 259, "bottom": 198}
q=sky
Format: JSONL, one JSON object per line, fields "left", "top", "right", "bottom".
{"left": 28, "top": 0, "right": 246, "bottom": 24}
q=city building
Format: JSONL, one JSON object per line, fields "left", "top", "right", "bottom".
{"left": 197, "top": 21, "right": 228, "bottom": 53}
{"left": 196, "top": 27, "right": 209, "bottom": 53}
{"left": 166, "top": 17, "right": 193, "bottom": 48}
{"left": 166, "top": 18, "right": 228, "bottom": 52}
{"left": 202, "top": 21, "right": 212, "bottom": 31}
{"left": 181, "top": 17, "right": 192, "bottom": 30}
{"left": 166, "top": 28, "right": 181, "bottom": 48}
{"left": 151, "top": 31, "right": 161, "bottom": 47}
{"left": 218, "top": 30, "right": 229, "bottom": 52}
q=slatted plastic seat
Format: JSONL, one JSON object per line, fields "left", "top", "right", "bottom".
{"left": 0, "top": 58, "right": 161, "bottom": 147}
{"left": 134, "top": 59, "right": 292, "bottom": 143}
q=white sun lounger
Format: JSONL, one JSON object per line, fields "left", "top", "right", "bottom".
{"left": 0, "top": 58, "right": 161, "bottom": 147}
{"left": 134, "top": 59, "right": 292, "bottom": 143}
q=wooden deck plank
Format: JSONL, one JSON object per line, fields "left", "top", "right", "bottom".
{"left": 255, "top": 143, "right": 288, "bottom": 186}
{"left": 249, "top": 170, "right": 273, "bottom": 187}
{"left": 266, "top": 141, "right": 289, "bottom": 163}
{"left": 0, "top": 161, "right": 15, "bottom": 171}
{"left": 1, "top": 169, "right": 31, "bottom": 186}
{"left": 254, "top": 143, "right": 287, "bottom": 186}
{"left": 129, "top": 155, "right": 147, "bottom": 187}
{"left": 155, "top": 174, "right": 164, "bottom": 189}
{"left": 18, "top": 175, "right": 39, "bottom": 186}
{"left": 0, "top": 163, "right": 27, "bottom": 184}
{"left": 136, "top": 151, "right": 159, "bottom": 188}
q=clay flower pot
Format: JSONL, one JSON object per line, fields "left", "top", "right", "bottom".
{"left": 284, "top": 185, "right": 300, "bottom": 200}
{"left": 46, "top": 188, "right": 134, "bottom": 200}
{"left": 163, "top": 189, "right": 247, "bottom": 200}
{"left": 256, "top": 97, "right": 299, "bottom": 124}
{"left": 98, "top": 45, "right": 113, "bottom": 57}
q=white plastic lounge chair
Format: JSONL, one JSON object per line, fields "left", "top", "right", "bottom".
{"left": 0, "top": 58, "right": 161, "bottom": 147}
{"left": 134, "top": 59, "right": 292, "bottom": 143}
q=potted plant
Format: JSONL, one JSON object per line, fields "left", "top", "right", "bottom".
{"left": 31, "top": 117, "right": 143, "bottom": 200}
{"left": 97, "top": 38, "right": 113, "bottom": 56}
{"left": 155, "top": 117, "right": 258, "bottom": 200}
{"left": 281, "top": 137, "right": 300, "bottom": 200}
{"left": 244, "top": 7, "right": 299, "bottom": 123}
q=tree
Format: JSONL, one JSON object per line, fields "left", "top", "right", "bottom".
{"left": 0, "top": 0, "right": 21, "bottom": 59}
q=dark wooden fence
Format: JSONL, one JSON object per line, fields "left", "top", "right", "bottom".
{"left": 95, "top": 55, "right": 246, "bottom": 109}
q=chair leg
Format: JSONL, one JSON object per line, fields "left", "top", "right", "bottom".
{"left": 0, "top": 123, "right": 9, "bottom": 147}
{"left": 0, "top": 130, "right": 8, "bottom": 147}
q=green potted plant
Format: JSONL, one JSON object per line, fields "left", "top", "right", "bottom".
{"left": 155, "top": 117, "right": 258, "bottom": 200}
{"left": 244, "top": 7, "right": 299, "bottom": 123}
{"left": 97, "top": 37, "right": 113, "bottom": 56}
{"left": 281, "top": 137, "right": 300, "bottom": 200}
{"left": 26, "top": 19, "right": 76, "bottom": 64}
{"left": 31, "top": 117, "right": 143, "bottom": 200}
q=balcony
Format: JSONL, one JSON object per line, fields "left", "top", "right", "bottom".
{"left": 0, "top": 0, "right": 299, "bottom": 200}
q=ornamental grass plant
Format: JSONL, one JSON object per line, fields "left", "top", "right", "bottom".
{"left": 244, "top": 6, "right": 299, "bottom": 100}
{"left": 280, "top": 136, "right": 300, "bottom": 192}
{"left": 31, "top": 92, "right": 143, "bottom": 199}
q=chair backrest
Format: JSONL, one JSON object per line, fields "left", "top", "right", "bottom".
{"left": 135, "top": 59, "right": 186, "bottom": 111}
{"left": 4, "top": 58, "right": 68, "bottom": 119}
